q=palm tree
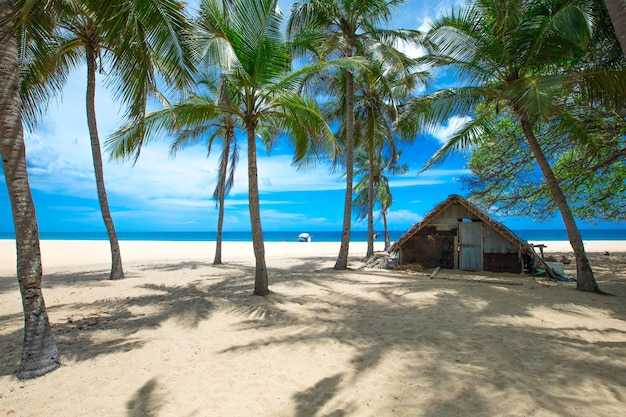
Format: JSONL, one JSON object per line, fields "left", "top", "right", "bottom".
{"left": 287, "top": 0, "right": 422, "bottom": 269}
{"left": 353, "top": 145, "right": 408, "bottom": 252}
{"left": 37, "top": 0, "right": 194, "bottom": 280}
{"left": 145, "top": 76, "right": 241, "bottom": 266}
{"left": 209, "top": 80, "right": 239, "bottom": 266}
{"left": 404, "top": 0, "right": 626, "bottom": 292}
{"left": 351, "top": 62, "right": 424, "bottom": 257}
{"left": 109, "top": 0, "right": 348, "bottom": 295}
{"left": 207, "top": 1, "right": 237, "bottom": 266}
{"left": 0, "top": 0, "right": 60, "bottom": 379}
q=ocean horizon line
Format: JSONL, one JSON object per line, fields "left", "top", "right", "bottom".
{"left": 0, "top": 229, "right": 625, "bottom": 242}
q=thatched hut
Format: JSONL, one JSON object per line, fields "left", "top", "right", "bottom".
{"left": 389, "top": 195, "right": 536, "bottom": 273}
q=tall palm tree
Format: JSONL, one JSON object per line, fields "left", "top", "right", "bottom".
{"left": 145, "top": 76, "right": 241, "bottom": 266}
{"left": 288, "top": 0, "right": 422, "bottom": 269}
{"left": 209, "top": 0, "right": 237, "bottom": 266}
{"left": 209, "top": 79, "right": 239, "bottom": 266}
{"left": 0, "top": 0, "right": 60, "bottom": 379}
{"left": 109, "top": 0, "right": 349, "bottom": 295}
{"left": 353, "top": 145, "right": 408, "bottom": 252}
{"left": 403, "top": 0, "right": 626, "bottom": 292}
{"left": 351, "top": 62, "right": 424, "bottom": 257}
{"left": 38, "top": 0, "right": 194, "bottom": 280}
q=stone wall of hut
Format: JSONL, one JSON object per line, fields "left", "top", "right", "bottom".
{"left": 399, "top": 226, "right": 456, "bottom": 269}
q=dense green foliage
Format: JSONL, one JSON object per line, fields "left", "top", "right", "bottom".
{"left": 462, "top": 108, "right": 626, "bottom": 223}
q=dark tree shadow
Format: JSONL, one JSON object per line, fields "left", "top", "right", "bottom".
{"left": 210, "top": 263, "right": 626, "bottom": 416}
{"left": 293, "top": 374, "right": 352, "bottom": 417}
{"left": 126, "top": 378, "right": 163, "bottom": 417}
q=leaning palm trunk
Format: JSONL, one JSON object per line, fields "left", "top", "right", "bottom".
{"left": 213, "top": 77, "right": 234, "bottom": 265}
{"left": 518, "top": 116, "right": 600, "bottom": 292}
{"left": 245, "top": 120, "right": 269, "bottom": 295}
{"left": 213, "top": 147, "right": 228, "bottom": 265}
{"left": 603, "top": 0, "right": 626, "bottom": 58}
{"left": 382, "top": 208, "right": 391, "bottom": 251}
{"left": 0, "top": 0, "right": 60, "bottom": 379}
{"left": 213, "top": 126, "right": 233, "bottom": 265}
{"left": 334, "top": 71, "right": 356, "bottom": 270}
{"left": 86, "top": 45, "right": 123, "bottom": 280}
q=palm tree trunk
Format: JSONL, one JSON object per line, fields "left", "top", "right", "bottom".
{"left": 214, "top": 76, "right": 233, "bottom": 265}
{"left": 519, "top": 116, "right": 600, "bottom": 292}
{"left": 0, "top": 0, "right": 60, "bottom": 379}
{"left": 604, "top": 0, "right": 626, "bottom": 58}
{"left": 334, "top": 70, "right": 356, "bottom": 270}
{"left": 85, "top": 45, "right": 124, "bottom": 280}
{"left": 213, "top": 167, "right": 226, "bottom": 265}
{"left": 366, "top": 141, "right": 375, "bottom": 258}
{"left": 382, "top": 208, "right": 391, "bottom": 251}
{"left": 213, "top": 129, "right": 232, "bottom": 266}
{"left": 246, "top": 119, "right": 269, "bottom": 295}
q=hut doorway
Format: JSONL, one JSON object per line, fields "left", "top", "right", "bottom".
{"left": 459, "top": 222, "right": 483, "bottom": 270}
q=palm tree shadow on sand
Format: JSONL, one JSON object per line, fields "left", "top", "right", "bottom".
{"left": 126, "top": 378, "right": 164, "bottom": 417}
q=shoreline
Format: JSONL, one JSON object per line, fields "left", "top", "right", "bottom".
{"left": 1, "top": 239, "right": 625, "bottom": 275}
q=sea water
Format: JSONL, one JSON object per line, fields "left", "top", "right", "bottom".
{"left": 0, "top": 229, "right": 625, "bottom": 242}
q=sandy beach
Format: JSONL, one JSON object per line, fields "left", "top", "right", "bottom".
{"left": 1, "top": 239, "right": 626, "bottom": 416}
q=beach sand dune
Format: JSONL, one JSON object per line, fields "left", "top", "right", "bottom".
{"left": 1, "top": 240, "right": 626, "bottom": 416}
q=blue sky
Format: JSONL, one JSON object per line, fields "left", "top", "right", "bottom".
{"left": 0, "top": 0, "right": 623, "bottom": 234}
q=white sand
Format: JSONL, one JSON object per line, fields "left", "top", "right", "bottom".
{"left": 1, "top": 239, "right": 626, "bottom": 417}
{"left": 527, "top": 239, "right": 626, "bottom": 253}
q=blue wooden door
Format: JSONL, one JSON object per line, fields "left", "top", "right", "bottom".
{"left": 459, "top": 222, "right": 483, "bottom": 270}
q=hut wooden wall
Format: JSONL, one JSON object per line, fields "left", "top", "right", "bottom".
{"left": 482, "top": 226, "right": 524, "bottom": 273}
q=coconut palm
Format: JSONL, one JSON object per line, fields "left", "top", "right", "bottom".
{"left": 287, "top": 0, "right": 422, "bottom": 269}
{"left": 132, "top": 76, "right": 241, "bottom": 266}
{"left": 0, "top": 0, "right": 60, "bottom": 379}
{"left": 403, "top": 0, "right": 626, "bottom": 292}
{"left": 31, "top": 0, "right": 194, "bottom": 280}
{"left": 353, "top": 145, "right": 408, "bottom": 252}
{"left": 355, "top": 62, "right": 424, "bottom": 257}
{"left": 327, "top": 61, "right": 421, "bottom": 257}
{"left": 208, "top": 80, "right": 239, "bottom": 266}
{"left": 109, "top": 0, "right": 351, "bottom": 295}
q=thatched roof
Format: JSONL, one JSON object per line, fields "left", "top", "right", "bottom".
{"left": 389, "top": 194, "right": 535, "bottom": 256}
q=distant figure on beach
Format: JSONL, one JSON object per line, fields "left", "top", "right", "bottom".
{"left": 298, "top": 232, "right": 312, "bottom": 242}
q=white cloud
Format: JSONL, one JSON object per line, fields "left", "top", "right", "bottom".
{"left": 427, "top": 115, "right": 474, "bottom": 144}
{"left": 234, "top": 154, "right": 346, "bottom": 195}
{"left": 395, "top": 39, "right": 427, "bottom": 59}
{"left": 388, "top": 168, "right": 471, "bottom": 188}
{"left": 417, "top": 17, "right": 434, "bottom": 33}
{"left": 387, "top": 209, "right": 423, "bottom": 225}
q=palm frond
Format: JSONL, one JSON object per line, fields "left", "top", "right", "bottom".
{"left": 421, "top": 113, "right": 489, "bottom": 172}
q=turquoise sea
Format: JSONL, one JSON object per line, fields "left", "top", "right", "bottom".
{"left": 0, "top": 229, "right": 625, "bottom": 242}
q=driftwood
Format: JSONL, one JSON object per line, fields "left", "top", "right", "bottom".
{"left": 360, "top": 252, "right": 393, "bottom": 269}
{"left": 430, "top": 267, "right": 441, "bottom": 279}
